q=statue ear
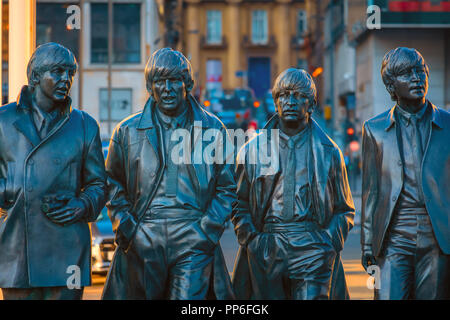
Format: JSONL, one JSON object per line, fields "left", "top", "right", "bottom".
{"left": 185, "top": 81, "right": 193, "bottom": 93}
{"left": 387, "top": 83, "right": 397, "bottom": 101}
{"left": 30, "top": 70, "right": 40, "bottom": 88}
{"left": 306, "top": 98, "right": 316, "bottom": 115}
{"left": 147, "top": 81, "right": 153, "bottom": 96}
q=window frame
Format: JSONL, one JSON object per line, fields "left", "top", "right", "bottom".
{"left": 251, "top": 10, "right": 268, "bottom": 45}
{"left": 206, "top": 10, "right": 223, "bottom": 45}
{"left": 88, "top": 1, "right": 144, "bottom": 67}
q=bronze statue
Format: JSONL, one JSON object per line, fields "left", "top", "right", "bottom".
{"left": 0, "top": 42, "right": 107, "bottom": 300}
{"left": 361, "top": 47, "right": 450, "bottom": 299}
{"left": 101, "top": 48, "right": 236, "bottom": 299}
{"left": 232, "top": 68, "right": 354, "bottom": 299}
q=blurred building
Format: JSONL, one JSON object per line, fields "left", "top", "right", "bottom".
{"left": 2, "top": 0, "right": 160, "bottom": 138}
{"left": 349, "top": 0, "right": 450, "bottom": 129}
{"left": 181, "top": 0, "right": 311, "bottom": 100}
{"left": 2, "top": 0, "right": 313, "bottom": 136}
{"left": 307, "top": 0, "right": 450, "bottom": 146}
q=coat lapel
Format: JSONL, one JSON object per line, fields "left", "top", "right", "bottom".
{"left": 13, "top": 111, "right": 41, "bottom": 147}
{"left": 310, "top": 119, "right": 334, "bottom": 222}
{"left": 187, "top": 94, "right": 215, "bottom": 191}
{"left": 137, "top": 98, "right": 163, "bottom": 167}
{"left": 383, "top": 106, "right": 402, "bottom": 175}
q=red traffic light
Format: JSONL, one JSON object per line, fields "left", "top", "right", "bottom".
{"left": 347, "top": 127, "right": 355, "bottom": 135}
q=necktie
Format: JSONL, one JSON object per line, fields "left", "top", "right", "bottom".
{"left": 165, "top": 120, "right": 179, "bottom": 197}
{"left": 411, "top": 116, "right": 424, "bottom": 202}
{"left": 282, "top": 138, "right": 296, "bottom": 220}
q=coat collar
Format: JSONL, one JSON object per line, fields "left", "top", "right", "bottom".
{"left": 137, "top": 94, "right": 215, "bottom": 130}
{"left": 16, "top": 85, "right": 73, "bottom": 115}
{"left": 384, "top": 100, "right": 443, "bottom": 131}
{"left": 13, "top": 85, "right": 72, "bottom": 147}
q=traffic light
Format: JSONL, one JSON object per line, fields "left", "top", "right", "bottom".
{"left": 344, "top": 122, "right": 357, "bottom": 144}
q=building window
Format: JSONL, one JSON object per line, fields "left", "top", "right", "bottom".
{"left": 36, "top": 3, "right": 80, "bottom": 59}
{"left": 251, "top": 10, "right": 268, "bottom": 45}
{"left": 206, "top": 10, "right": 222, "bottom": 44}
{"left": 91, "top": 3, "right": 141, "bottom": 64}
{"left": 99, "top": 88, "right": 132, "bottom": 122}
{"left": 297, "top": 10, "right": 307, "bottom": 37}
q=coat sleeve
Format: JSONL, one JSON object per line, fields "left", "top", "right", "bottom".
{"left": 79, "top": 118, "right": 107, "bottom": 222}
{"left": 231, "top": 144, "right": 258, "bottom": 246}
{"left": 199, "top": 127, "right": 237, "bottom": 245}
{"left": 360, "top": 122, "right": 379, "bottom": 252}
{"left": 105, "top": 126, "right": 137, "bottom": 246}
{"left": 325, "top": 147, "right": 355, "bottom": 252}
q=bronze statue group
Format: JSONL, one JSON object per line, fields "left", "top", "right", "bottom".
{"left": 0, "top": 43, "right": 448, "bottom": 300}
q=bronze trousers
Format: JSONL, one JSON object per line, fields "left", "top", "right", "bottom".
{"left": 377, "top": 209, "right": 450, "bottom": 300}
{"left": 122, "top": 214, "right": 215, "bottom": 299}
{"left": 247, "top": 221, "right": 336, "bottom": 300}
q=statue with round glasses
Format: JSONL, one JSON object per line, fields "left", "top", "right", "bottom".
{"left": 361, "top": 47, "right": 450, "bottom": 299}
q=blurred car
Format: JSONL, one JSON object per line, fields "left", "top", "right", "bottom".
{"left": 201, "top": 88, "right": 224, "bottom": 114}
{"left": 261, "top": 90, "right": 277, "bottom": 122}
{"left": 216, "top": 87, "right": 257, "bottom": 130}
{"left": 90, "top": 207, "right": 115, "bottom": 275}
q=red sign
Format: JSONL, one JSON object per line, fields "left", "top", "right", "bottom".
{"left": 388, "top": 1, "right": 450, "bottom": 12}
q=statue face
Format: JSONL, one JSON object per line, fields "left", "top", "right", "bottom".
{"left": 37, "top": 64, "right": 75, "bottom": 103}
{"left": 391, "top": 64, "right": 428, "bottom": 102}
{"left": 152, "top": 75, "right": 187, "bottom": 116}
{"left": 276, "top": 89, "right": 312, "bottom": 124}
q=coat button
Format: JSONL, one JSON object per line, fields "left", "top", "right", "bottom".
{"left": 397, "top": 160, "right": 402, "bottom": 166}
{"left": 27, "top": 186, "right": 33, "bottom": 192}
{"left": 392, "top": 196, "right": 397, "bottom": 202}
{"left": 53, "top": 158, "right": 61, "bottom": 164}
{"left": 28, "top": 159, "right": 34, "bottom": 165}
{"left": 150, "top": 172, "right": 155, "bottom": 177}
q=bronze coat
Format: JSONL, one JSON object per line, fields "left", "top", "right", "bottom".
{"left": 102, "top": 95, "right": 236, "bottom": 299}
{"left": 232, "top": 115, "right": 355, "bottom": 299}
{"left": 361, "top": 103, "right": 450, "bottom": 257}
{"left": 0, "top": 86, "right": 107, "bottom": 288}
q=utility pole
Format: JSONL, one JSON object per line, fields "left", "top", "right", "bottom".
{"left": 107, "top": 0, "right": 113, "bottom": 135}
{"left": 163, "top": 0, "right": 180, "bottom": 48}
{"left": 78, "top": 0, "right": 85, "bottom": 110}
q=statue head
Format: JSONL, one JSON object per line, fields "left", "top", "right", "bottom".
{"left": 27, "top": 42, "right": 78, "bottom": 103}
{"left": 381, "top": 47, "right": 429, "bottom": 104}
{"left": 272, "top": 68, "right": 317, "bottom": 130}
{"left": 144, "top": 47, "right": 194, "bottom": 117}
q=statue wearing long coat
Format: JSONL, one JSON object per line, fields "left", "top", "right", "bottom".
{"left": 102, "top": 95, "right": 235, "bottom": 299}
{"left": 232, "top": 115, "right": 354, "bottom": 299}
{"left": 0, "top": 86, "right": 106, "bottom": 288}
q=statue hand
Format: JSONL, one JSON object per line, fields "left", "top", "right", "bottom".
{"left": 361, "top": 250, "right": 377, "bottom": 272}
{"left": 46, "top": 197, "right": 86, "bottom": 226}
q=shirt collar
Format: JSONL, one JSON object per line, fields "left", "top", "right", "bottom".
{"left": 395, "top": 102, "right": 429, "bottom": 126}
{"left": 279, "top": 123, "right": 310, "bottom": 149}
{"left": 156, "top": 106, "right": 188, "bottom": 130}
